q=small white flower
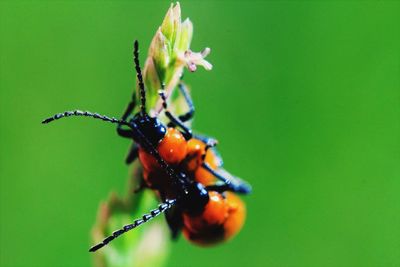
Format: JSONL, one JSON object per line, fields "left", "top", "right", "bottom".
{"left": 182, "top": 48, "right": 213, "bottom": 72}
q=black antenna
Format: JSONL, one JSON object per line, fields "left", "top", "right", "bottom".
{"left": 89, "top": 199, "right": 176, "bottom": 252}
{"left": 41, "top": 110, "right": 129, "bottom": 126}
{"left": 133, "top": 40, "right": 146, "bottom": 116}
{"left": 159, "top": 85, "right": 168, "bottom": 110}
{"left": 42, "top": 109, "right": 182, "bottom": 186}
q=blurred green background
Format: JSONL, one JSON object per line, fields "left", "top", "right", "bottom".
{"left": 1, "top": 1, "right": 399, "bottom": 266}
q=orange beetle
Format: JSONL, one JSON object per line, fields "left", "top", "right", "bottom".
{"left": 88, "top": 170, "right": 249, "bottom": 252}
{"left": 182, "top": 192, "right": 246, "bottom": 245}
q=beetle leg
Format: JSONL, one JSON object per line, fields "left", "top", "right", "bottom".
{"left": 201, "top": 163, "right": 252, "bottom": 194}
{"left": 159, "top": 89, "right": 193, "bottom": 140}
{"left": 166, "top": 82, "right": 195, "bottom": 125}
{"left": 125, "top": 143, "right": 139, "bottom": 164}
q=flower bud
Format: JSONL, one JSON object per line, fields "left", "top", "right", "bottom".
{"left": 171, "top": 2, "right": 181, "bottom": 45}
{"left": 143, "top": 57, "right": 161, "bottom": 99}
{"left": 175, "top": 18, "right": 193, "bottom": 52}
{"left": 150, "top": 29, "right": 170, "bottom": 81}
{"left": 160, "top": 4, "right": 175, "bottom": 42}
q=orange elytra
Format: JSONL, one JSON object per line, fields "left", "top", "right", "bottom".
{"left": 157, "top": 128, "right": 188, "bottom": 165}
{"left": 185, "top": 138, "right": 219, "bottom": 186}
{"left": 182, "top": 192, "right": 246, "bottom": 246}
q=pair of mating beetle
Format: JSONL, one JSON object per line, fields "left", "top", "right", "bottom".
{"left": 43, "top": 41, "right": 251, "bottom": 252}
